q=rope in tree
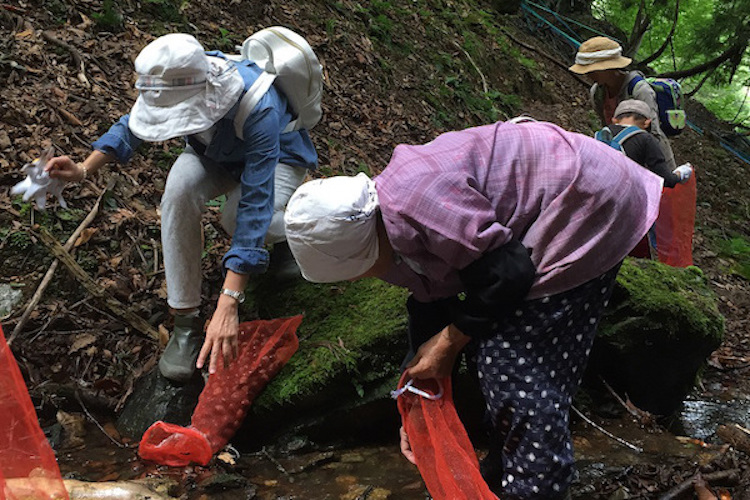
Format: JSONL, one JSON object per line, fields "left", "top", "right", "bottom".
{"left": 520, "top": 1, "right": 582, "bottom": 48}
{"left": 525, "top": 1, "right": 622, "bottom": 43}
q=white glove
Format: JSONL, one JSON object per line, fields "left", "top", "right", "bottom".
{"left": 10, "top": 149, "right": 67, "bottom": 210}
{"left": 672, "top": 163, "right": 693, "bottom": 184}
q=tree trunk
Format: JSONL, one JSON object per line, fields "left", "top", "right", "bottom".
{"left": 657, "top": 42, "right": 743, "bottom": 79}
{"left": 625, "top": 0, "right": 651, "bottom": 58}
{"left": 637, "top": 0, "right": 680, "bottom": 67}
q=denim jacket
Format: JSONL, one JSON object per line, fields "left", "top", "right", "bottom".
{"left": 92, "top": 53, "right": 318, "bottom": 276}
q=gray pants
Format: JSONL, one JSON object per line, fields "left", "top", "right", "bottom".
{"left": 160, "top": 146, "right": 307, "bottom": 309}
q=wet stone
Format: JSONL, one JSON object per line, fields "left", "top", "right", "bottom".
{"left": 0, "top": 283, "right": 23, "bottom": 318}
{"left": 116, "top": 367, "right": 204, "bottom": 440}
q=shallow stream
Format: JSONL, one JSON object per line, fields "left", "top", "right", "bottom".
{"left": 53, "top": 385, "right": 750, "bottom": 500}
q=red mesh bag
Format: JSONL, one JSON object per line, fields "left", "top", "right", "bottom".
{"left": 0, "top": 325, "right": 69, "bottom": 500}
{"left": 139, "top": 315, "right": 301, "bottom": 466}
{"left": 394, "top": 374, "right": 497, "bottom": 500}
{"left": 656, "top": 169, "right": 697, "bottom": 267}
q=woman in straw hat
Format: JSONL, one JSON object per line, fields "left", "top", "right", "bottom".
{"left": 44, "top": 33, "right": 317, "bottom": 382}
{"left": 284, "top": 119, "right": 664, "bottom": 499}
{"left": 569, "top": 36, "right": 677, "bottom": 173}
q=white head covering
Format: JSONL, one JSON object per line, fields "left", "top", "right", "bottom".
{"left": 284, "top": 173, "right": 380, "bottom": 283}
{"left": 129, "top": 34, "right": 245, "bottom": 142}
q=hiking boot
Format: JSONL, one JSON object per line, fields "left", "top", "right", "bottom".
{"left": 267, "top": 241, "right": 301, "bottom": 285}
{"left": 159, "top": 313, "right": 204, "bottom": 383}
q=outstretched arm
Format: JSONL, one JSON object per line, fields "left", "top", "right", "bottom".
{"left": 45, "top": 150, "right": 113, "bottom": 183}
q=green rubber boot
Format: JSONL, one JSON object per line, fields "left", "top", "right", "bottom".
{"left": 158, "top": 313, "right": 204, "bottom": 382}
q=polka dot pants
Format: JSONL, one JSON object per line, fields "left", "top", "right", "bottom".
{"left": 472, "top": 265, "right": 620, "bottom": 499}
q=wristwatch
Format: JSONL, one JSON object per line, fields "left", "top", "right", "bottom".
{"left": 220, "top": 288, "right": 246, "bottom": 304}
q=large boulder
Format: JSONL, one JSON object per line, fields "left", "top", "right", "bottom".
{"left": 587, "top": 259, "right": 725, "bottom": 416}
{"left": 230, "top": 258, "right": 725, "bottom": 447}
{"left": 235, "top": 277, "right": 410, "bottom": 448}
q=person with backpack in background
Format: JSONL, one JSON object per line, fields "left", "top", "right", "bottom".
{"left": 43, "top": 32, "right": 320, "bottom": 382}
{"left": 598, "top": 99, "right": 692, "bottom": 188}
{"left": 569, "top": 36, "right": 683, "bottom": 175}
{"left": 283, "top": 119, "right": 664, "bottom": 499}
{"left": 596, "top": 99, "right": 692, "bottom": 258}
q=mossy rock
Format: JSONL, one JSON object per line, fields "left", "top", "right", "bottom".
{"left": 236, "top": 277, "right": 410, "bottom": 447}
{"left": 588, "top": 258, "right": 725, "bottom": 416}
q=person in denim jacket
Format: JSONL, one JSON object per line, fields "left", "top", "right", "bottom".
{"left": 45, "top": 34, "right": 317, "bottom": 382}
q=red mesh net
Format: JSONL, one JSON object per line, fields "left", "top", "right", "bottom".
{"left": 0, "top": 325, "right": 69, "bottom": 500}
{"left": 656, "top": 171, "right": 697, "bottom": 267}
{"left": 139, "top": 316, "right": 301, "bottom": 466}
{"left": 395, "top": 374, "right": 497, "bottom": 500}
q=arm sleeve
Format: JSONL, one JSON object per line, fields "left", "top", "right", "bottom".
{"left": 91, "top": 115, "right": 144, "bottom": 164}
{"left": 625, "top": 134, "right": 680, "bottom": 188}
{"left": 449, "top": 239, "right": 536, "bottom": 337}
{"left": 401, "top": 295, "right": 454, "bottom": 370}
{"left": 221, "top": 103, "right": 281, "bottom": 275}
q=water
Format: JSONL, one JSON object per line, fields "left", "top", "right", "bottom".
{"left": 54, "top": 391, "right": 749, "bottom": 498}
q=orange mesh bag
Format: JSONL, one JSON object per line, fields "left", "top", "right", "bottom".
{"left": 393, "top": 374, "right": 497, "bottom": 500}
{"left": 656, "top": 168, "right": 697, "bottom": 267}
{"left": 0, "top": 325, "right": 69, "bottom": 500}
{"left": 139, "top": 316, "right": 301, "bottom": 466}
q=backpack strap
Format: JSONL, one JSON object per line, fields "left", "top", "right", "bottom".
{"left": 612, "top": 125, "right": 646, "bottom": 148}
{"left": 626, "top": 75, "right": 645, "bottom": 97}
{"left": 233, "top": 71, "right": 277, "bottom": 140}
{"left": 594, "top": 126, "right": 614, "bottom": 144}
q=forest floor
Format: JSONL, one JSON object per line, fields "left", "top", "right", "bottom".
{"left": 2, "top": 0, "right": 750, "bottom": 498}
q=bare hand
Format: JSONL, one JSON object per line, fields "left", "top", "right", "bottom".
{"left": 197, "top": 296, "right": 240, "bottom": 374}
{"left": 45, "top": 156, "right": 83, "bottom": 183}
{"left": 399, "top": 426, "right": 416, "bottom": 465}
{"left": 405, "top": 325, "right": 471, "bottom": 380}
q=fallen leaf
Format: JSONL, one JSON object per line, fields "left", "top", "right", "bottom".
{"left": 58, "top": 108, "right": 83, "bottom": 126}
{"left": 74, "top": 227, "right": 98, "bottom": 247}
{"left": 56, "top": 410, "right": 86, "bottom": 449}
{"left": 158, "top": 324, "right": 170, "bottom": 347}
{"left": 69, "top": 333, "right": 97, "bottom": 354}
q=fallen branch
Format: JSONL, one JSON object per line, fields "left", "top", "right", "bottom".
{"left": 658, "top": 469, "right": 739, "bottom": 500}
{"left": 571, "top": 404, "right": 643, "bottom": 453}
{"left": 34, "top": 227, "right": 159, "bottom": 342}
{"left": 453, "top": 41, "right": 488, "bottom": 94}
{"left": 75, "top": 391, "right": 126, "bottom": 448}
{"left": 41, "top": 31, "right": 90, "bottom": 87}
{"left": 9, "top": 187, "right": 106, "bottom": 345}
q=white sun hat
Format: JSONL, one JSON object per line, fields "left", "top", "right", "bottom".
{"left": 128, "top": 33, "right": 245, "bottom": 142}
{"left": 284, "top": 173, "right": 380, "bottom": 283}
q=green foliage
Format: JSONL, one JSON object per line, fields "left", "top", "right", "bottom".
{"left": 250, "top": 278, "right": 409, "bottom": 408}
{"left": 599, "top": 258, "right": 724, "bottom": 346}
{"left": 592, "top": 0, "right": 750, "bottom": 128}
{"left": 91, "top": 0, "right": 123, "bottom": 31}
{"left": 142, "top": 0, "right": 186, "bottom": 24}
{"left": 718, "top": 236, "right": 750, "bottom": 280}
{"left": 44, "top": 0, "right": 68, "bottom": 24}
{"left": 214, "top": 27, "right": 234, "bottom": 53}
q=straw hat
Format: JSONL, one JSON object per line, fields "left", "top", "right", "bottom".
{"left": 569, "top": 36, "right": 632, "bottom": 74}
{"left": 128, "top": 34, "right": 245, "bottom": 142}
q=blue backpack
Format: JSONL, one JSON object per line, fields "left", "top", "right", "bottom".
{"left": 627, "top": 76, "right": 686, "bottom": 137}
{"left": 595, "top": 125, "right": 646, "bottom": 152}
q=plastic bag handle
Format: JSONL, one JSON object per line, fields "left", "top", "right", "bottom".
{"left": 391, "top": 378, "right": 444, "bottom": 401}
